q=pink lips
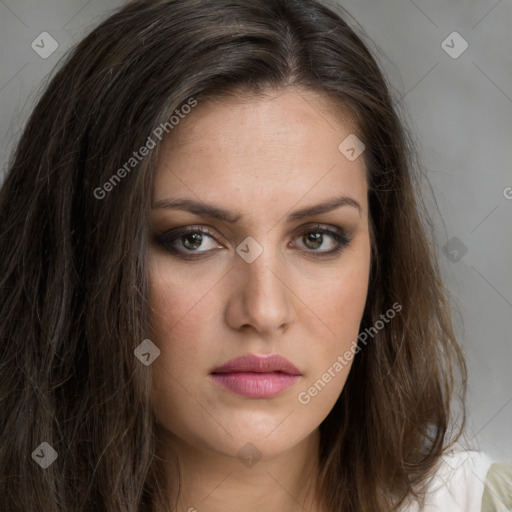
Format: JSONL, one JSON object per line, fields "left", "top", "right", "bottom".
{"left": 210, "top": 354, "right": 301, "bottom": 398}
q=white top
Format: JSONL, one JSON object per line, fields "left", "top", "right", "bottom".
{"left": 402, "top": 450, "right": 494, "bottom": 511}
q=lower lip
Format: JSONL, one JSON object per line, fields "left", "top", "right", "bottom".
{"left": 210, "top": 372, "right": 300, "bottom": 398}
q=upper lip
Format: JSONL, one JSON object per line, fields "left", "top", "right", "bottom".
{"left": 211, "top": 354, "right": 301, "bottom": 375}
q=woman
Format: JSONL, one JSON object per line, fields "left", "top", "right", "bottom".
{"left": 0, "top": 0, "right": 510, "bottom": 511}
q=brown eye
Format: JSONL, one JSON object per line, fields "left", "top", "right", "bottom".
{"left": 155, "top": 226, "right": 224, "bottom": 258}
{"left": 302, "top": 231, "right": 323, "bottom": 250}
{"left": 293, "top": 225, "right": 352, "bottom": 256}
{"left": 182, "top": 232, "right": 204, "bottom": 250}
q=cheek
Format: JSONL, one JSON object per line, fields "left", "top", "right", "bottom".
{"left": 147, "top": 254, "right": 217, "bottom": 365}
{"left": 300, "top": 236, "right": 371, "bottom": 389}
{"left": 305, "top": 236, "right": 371, "bottom": 345}
{"left": 294, "top": 263, "right": 370, "bottom": 419}
{"left": 147, "top": 254, "right": 223, "bottom": 415}
{"left": 329, "top": 259, "right": 370, "bottom": 338}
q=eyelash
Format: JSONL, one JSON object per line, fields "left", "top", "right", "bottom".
{"left": 154, "top": 224, "right": 353, "bottom": 260}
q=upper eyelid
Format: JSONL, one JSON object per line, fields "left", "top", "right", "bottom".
{"left": 159, "top": 223, "right": 345, "bottom": 239}
{"left": 157, "top": 223, "right": 348, "bottom": 250}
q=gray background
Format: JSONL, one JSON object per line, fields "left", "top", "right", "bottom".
{"left": 1, "top": 0, "right": 511, "bottom": 461}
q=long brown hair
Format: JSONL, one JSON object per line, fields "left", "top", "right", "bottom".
{"left": 0, "top": 1, "right": 466, "bottom": 510}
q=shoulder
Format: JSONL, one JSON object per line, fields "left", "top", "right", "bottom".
{"left": 401, "top": 450, "right": 512, "bottom": 512}
{"left": 481, "top": 461, "right": 512, "bottom": 512}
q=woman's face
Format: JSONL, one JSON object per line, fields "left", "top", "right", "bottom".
{"left": 148, "top": 87, "right": 371, "bottom": 461}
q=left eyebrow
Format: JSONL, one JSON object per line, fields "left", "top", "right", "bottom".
{"left": 151, "top": 195, "right": 361, "bottom": 223}
{"left": 285, "top": 195, "right": 361, "bottom": 221}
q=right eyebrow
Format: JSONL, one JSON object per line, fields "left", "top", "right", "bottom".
{"left": 151, "top": 197, "right": 242, "bottom": 223}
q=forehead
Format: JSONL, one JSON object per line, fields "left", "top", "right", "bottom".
{"left": 163, "top": 87, "right": 359, "bottom": 152}
{"left": 153, "top": 87, "right": 367, "bottom": 220}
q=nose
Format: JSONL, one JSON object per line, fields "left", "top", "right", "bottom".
{"left": 224, "top": 244, "right": 296, "bottom": 335}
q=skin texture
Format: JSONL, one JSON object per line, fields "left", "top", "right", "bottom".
{"left": 148, "top": 87, "right": 371, "bottom": 512}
